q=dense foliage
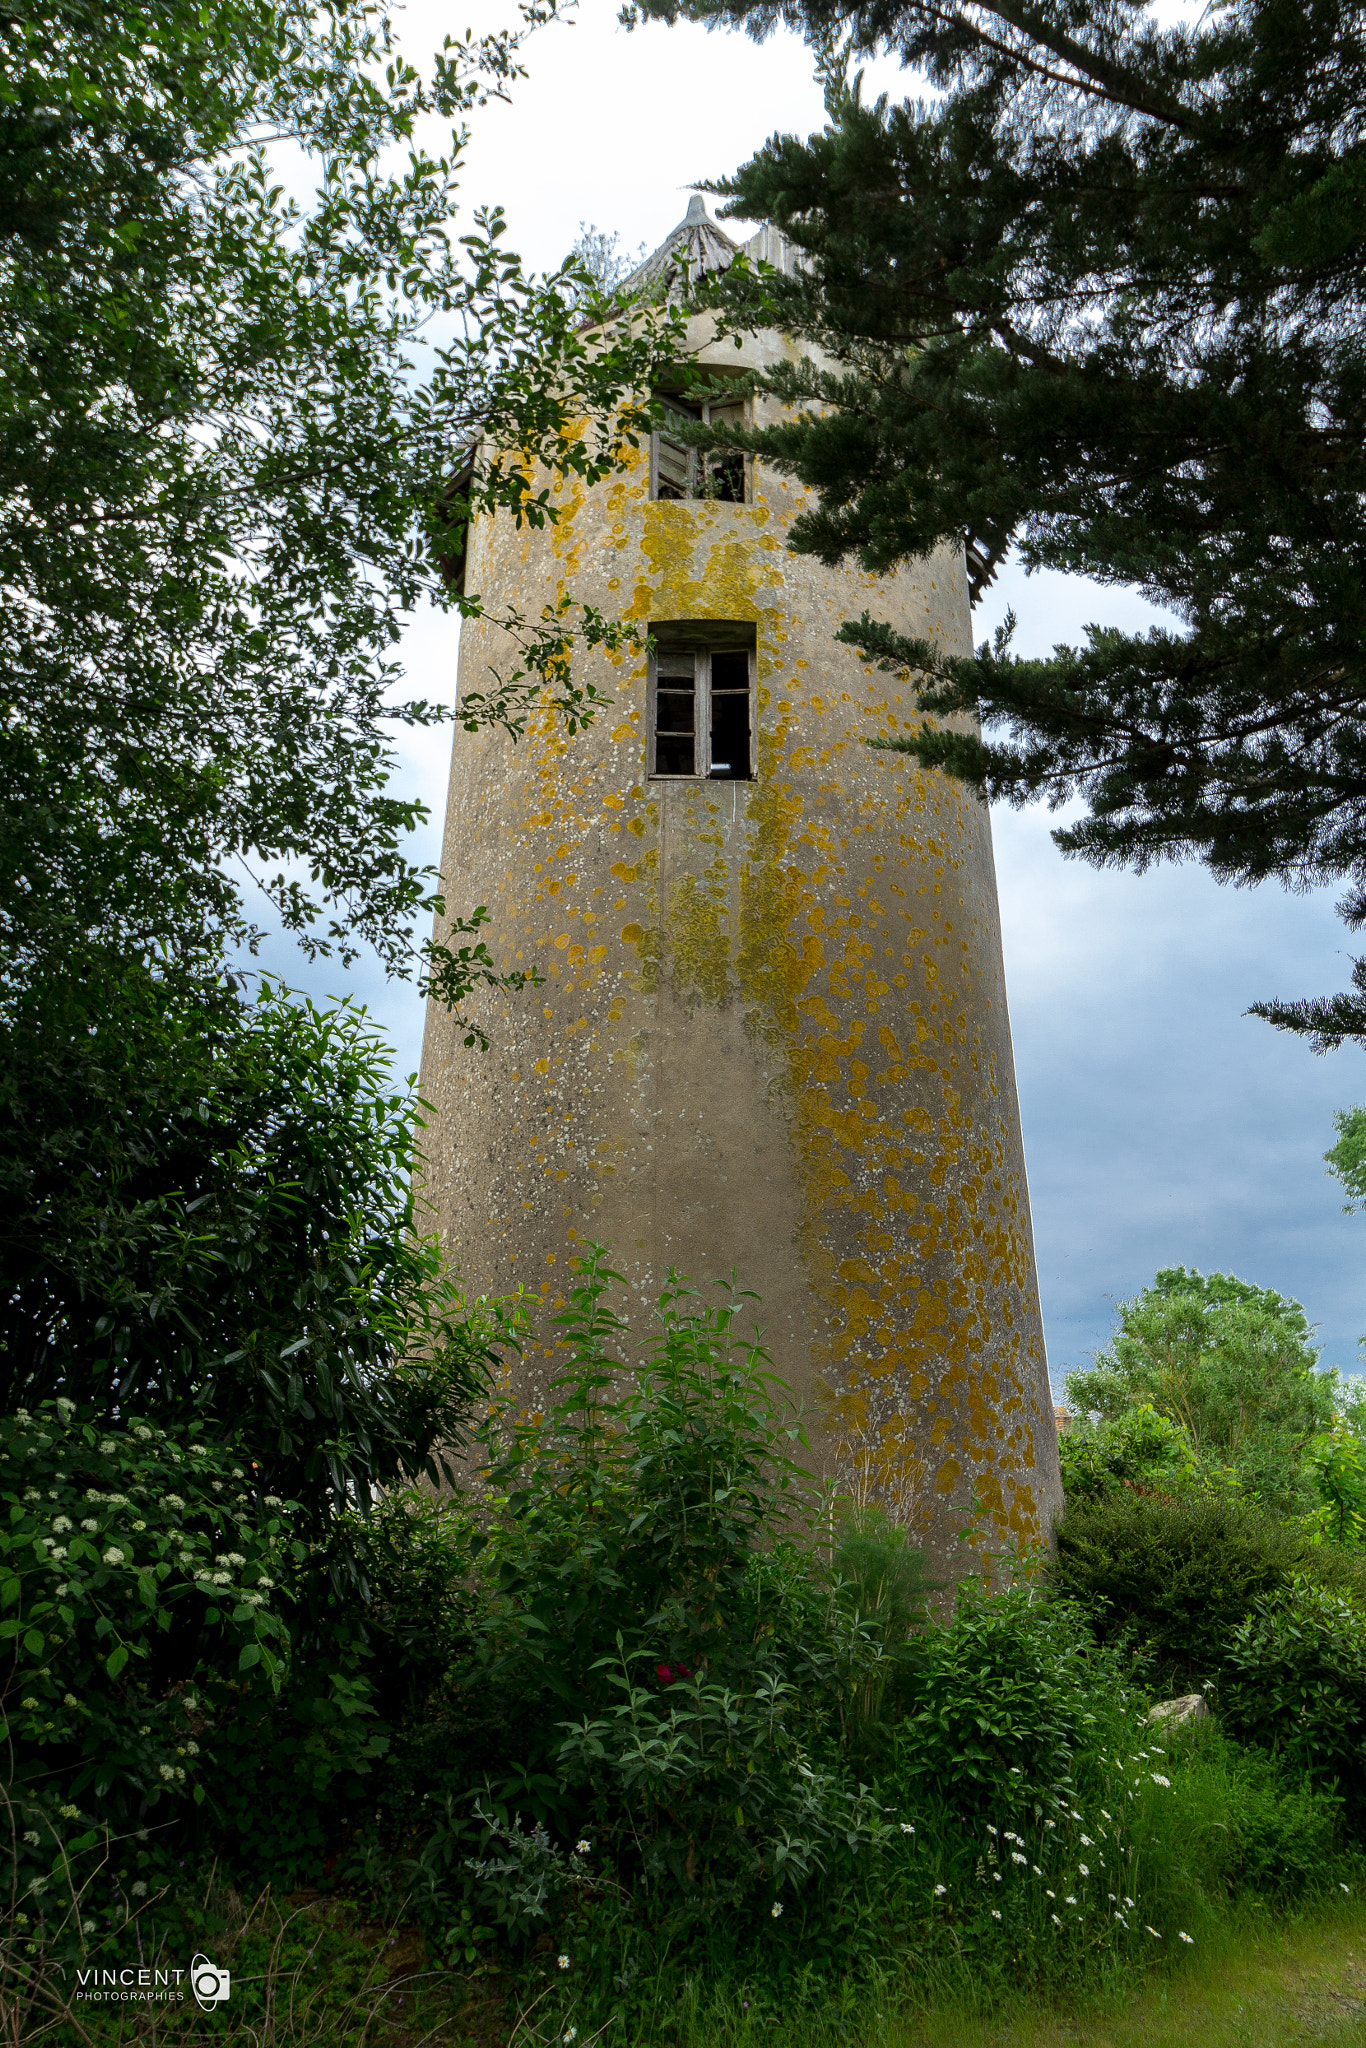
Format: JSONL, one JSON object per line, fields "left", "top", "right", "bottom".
{"left": 624, "top": 0, "right": 1366, "bottom": 1045}
{"left": 0, "top": 976, "right": 511, "bottom": 1525}
{"left": 2, "top": 0, "right": 678, "bottom": 1002}
{"left": 10, "top": 1253, "right": 1366, "bottom": 2044}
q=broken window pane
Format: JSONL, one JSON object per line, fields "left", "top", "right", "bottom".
{"left": 652, "top": 389, "right": 748, "bottom": 503}
{"left": 708, "top": 648, "right": 751, "bottom": 779}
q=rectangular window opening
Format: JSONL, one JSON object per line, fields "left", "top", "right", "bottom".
{"left": 651, "top": 388, "right": 749, "bottom": 504}
{"left": 649, "top": 624, "right": 754, "bottom": 782}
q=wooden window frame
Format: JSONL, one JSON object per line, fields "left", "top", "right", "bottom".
{"left": 648, "top": 640, "right": 755, "bottom": 782}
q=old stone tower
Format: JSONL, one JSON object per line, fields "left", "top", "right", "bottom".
{"left": 419, "top": 198, "right": 1062, "bottom": 1575}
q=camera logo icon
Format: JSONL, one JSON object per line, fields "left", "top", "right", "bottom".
{"left": 190, "top": 1955, "right": 231, "bottom": 2010}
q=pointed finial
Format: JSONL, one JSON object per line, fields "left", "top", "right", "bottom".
{"left": 684, "top": 193, "right": 709, "bottom": 224}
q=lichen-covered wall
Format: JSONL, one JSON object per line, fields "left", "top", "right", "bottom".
{"left": 419, "top": 321, "right": 1062, "bottom": 1578}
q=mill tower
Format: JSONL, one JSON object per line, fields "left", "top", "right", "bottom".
{"left": 419, "top": 198, "right": 1061, "bottom": 1573}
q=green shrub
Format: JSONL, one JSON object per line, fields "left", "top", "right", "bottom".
{"left": 1058, "top": 1404, "right": 1199, "bottom": 1504}
{"left": 1050, "top": 1488, "right": 1312, "bottom": 1687}
{"left": 1220, "top": 1577, "right": 1366, "bottom": 1811}
{"left": 402, "top": 1250, "right": 885, "bottom": 1942}
{"left": 1, "top": 1401, "right": 294, "bottom": 1945}
{"left": 891, "top": 1582, "right": 1131, "bottom": 1819}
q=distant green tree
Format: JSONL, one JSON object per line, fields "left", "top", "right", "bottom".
{"left": 1327, "top": 1107, "right": 1366, "bottom": 1213}
{"left": 1065, "top": 1269, "right": 1336, "bottom": 1515}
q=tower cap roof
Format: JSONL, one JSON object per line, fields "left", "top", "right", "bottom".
{"left": 619, "top": 193, "right": 739, "bottom": 301}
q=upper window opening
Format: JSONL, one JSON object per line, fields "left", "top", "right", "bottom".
{"left": 649, "top": 621, "right": 755, "bottom": 781}
{"left": 652, "top": 389, "right": 748, "bottom": 504}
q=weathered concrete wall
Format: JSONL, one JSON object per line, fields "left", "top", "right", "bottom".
{"left": 418, "top": 318, "right": 1062, "bottom": 1580}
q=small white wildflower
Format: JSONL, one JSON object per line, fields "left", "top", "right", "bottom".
{"left": 1003, "top": 1831, "right": 1022, "bottom": 1845}
{"left": 1178, "top": 1931, "right": 1193, "bottom": 1944}
{"left": 1051, "top": 1913, "right": 1062, "bottom": 1927}
{"left": 992, "top": 1871, "right": 1003, "bottom": 1883}
{"left": 99, "top": 1441, "right": 116, "bottom": 1455}
{"left": 1124, "top": 1897, "right": 1135, "bottom": 1909}
{"left": 1100, "top": 1809, "right": 1111, "bottom": 1821}
{"left": 1080, "top": 1834, "right": 1093, "bottom": 1846}
{"left": 59, "top": 1803, "right": 80, "bottom": 1818}
{"left": 133, "top": 1425, "right": 153, "bottom": 1440}
{"left": 900, "top": 1823, "right": 915, "bottom": 1834}
{"left": 51, "top": 1516, "right": 72, "bottom": 1534}
{"left": 158, "top": 1764, "right": 176, "bottom": 1781}
{"left": 185, "top": 1740, "right": 200, "bottom": 1756}
{"left": 1032, "top": 1864, "right": 1043, "bottom": 1876}
{"left": 1341, "top": 1883, "right": 1352, "bottom": 1894}
{"left": 1044, "top": 1819, "right": 1056, "bottom": 1829}
{"left": 985, "top": 1824, "right": 998, "bottom": 1837}
{"left": 1146, "top": 1926, "right": 1162, "bottom": 1939}
{"left": 1078, "top": 1864, "right": 1089, "bottom": 1877}
{"left": 23, "top": 1830, "right": 40, "bottom": 1847}
{"left": 1114, "top": 1912, "right": 1127, "bottom": 1924}
{"left": 80, "top": 1519, "right": 98, "bottom": 1532}
{"left": 557, "top": 1953, "right": 571, "bottom": 1969}
{"left": 1150, "top": 1773, "right": 1171, "bottom": 1787}
{"left": 21, "top": 1697, "right": 39, "bottom": 1710}
{"left": 1011, "top": 1852, "right": 1027, "bottom": 1866}
{"left": 575, "top": 1839, "right": 591, "bottom": 1855}
{"left": 771, "top": 1902, "right": 783, "bottom": 1918}
{"left": 132, "top": 1520, "right": 146, "bottom": 1531}
{"left": 160, "top": 1496, "right": 185, "bottom": 1511}
{"left": 990, "top": 1909, "right": 1002, "bottom": 1920}
{"left": 131, "top": 1881, "right": 148, "bottom": 1897}
{"left": 1065, "top": 1895, "right": 1077, "bottom": 1906}
{"left": 22, "top": 1488, "right": 39, "bottom": 1501}
{"left": 102, "top": 1547, "right": 125, "bottom": 1565}
{"left": 1045, "top": 1889, "right": 1055, "bottom": 1899}
{"left": 933, "top": 1884, "right": 947, "bottom": 1898}
{"left": 564, "top": 2032, "right": 577, "bottom": 2045}
{"left": 264, "top": 1495, "right": 282, "bottom": 1506}
{"left": 210, "top": 1571, "right": 231, "bottom": 1585}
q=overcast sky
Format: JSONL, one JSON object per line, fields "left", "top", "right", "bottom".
{"left": 257, "top": 0, "right": 1366, "bottom": 1388}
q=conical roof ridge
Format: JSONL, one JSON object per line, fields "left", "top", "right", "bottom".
{"left": 620, "top": 193, "right": 739, "bottom": 301}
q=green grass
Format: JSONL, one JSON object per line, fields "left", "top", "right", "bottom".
{"left": 878, "top": 1897, "right": 1366, "bottom": 2048}
{"left": 15, "top": 1890, "right": 1366, "bottom": 2047}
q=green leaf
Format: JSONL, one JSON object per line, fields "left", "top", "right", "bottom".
{"left": 106, "top": 1644, "right": 129, "bottom": 1678}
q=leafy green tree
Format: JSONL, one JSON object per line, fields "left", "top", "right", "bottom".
{"left": 626, "top": 0, "right": 1366, "bottom": 1044}
{"left": 1065, "top": 1268, "right": 1335, "bottom": 1513}
{"left": 3, "top": 0, "right": 676, "bottom": 1000}
{"left": 0, "top": 969, "right": 516, "bottom": 1529}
